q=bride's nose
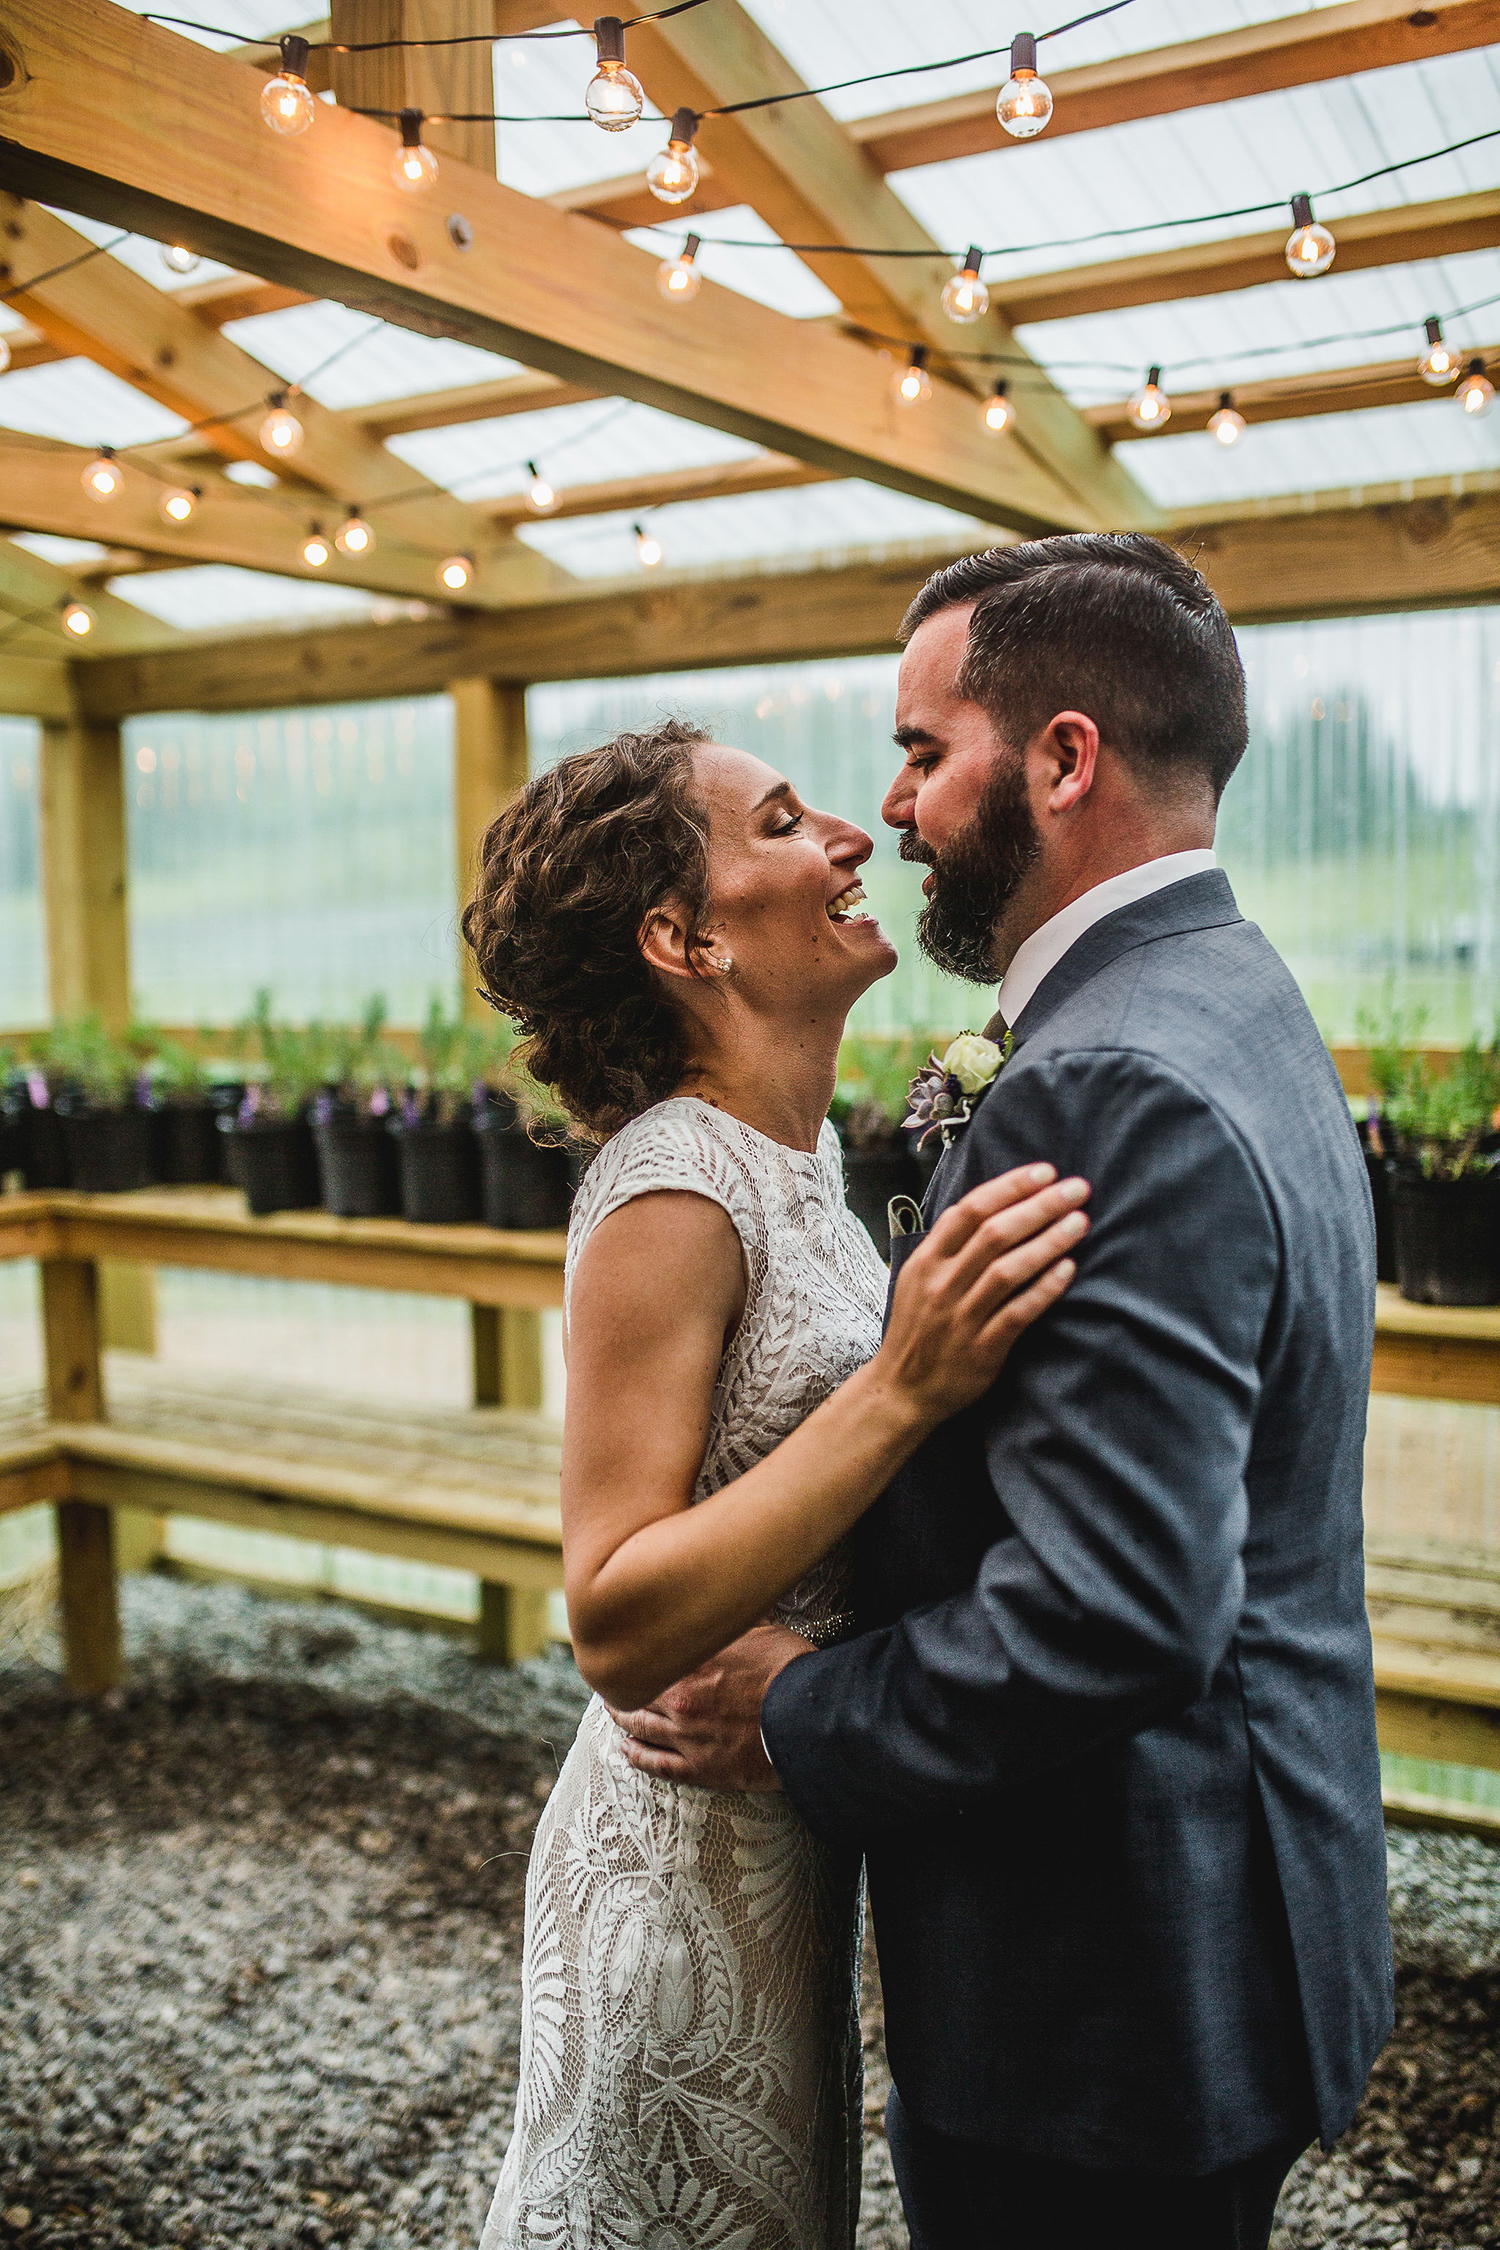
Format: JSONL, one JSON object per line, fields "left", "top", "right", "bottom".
{"left": 822, "top": 813, "right": 873, "bottom": 869}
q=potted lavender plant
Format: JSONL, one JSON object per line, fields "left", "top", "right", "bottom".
{"left": 1354, "top": 993, "right": 1427, "bottom": 1285}
{"left": 145, "top": 1029, "right": 239, "bottom": 1185}
{"left": 4, "top": 1034, "right": 71, "bottom": 1188}
{"left": 390, "top": 999, "right": 488, "bottom": 1225}
{"left": 1385, "top": 1033, "right": 1500, "bottom": 1305}
{"left": 51, "top": 1015, "right": 157, "bottom": 1193}
{"left": 477, "top": 1065, "right": 581, "bottom": 1232}
{"left": 219, "top": 992, "right": 325, "bottom": 1216}
{"left": 312, "top": 996, "right": 403, "bottom": 1218}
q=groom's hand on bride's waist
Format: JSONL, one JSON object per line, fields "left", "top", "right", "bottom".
{"left": 608, "top": 1622, "right": 813, "bottom": 1792}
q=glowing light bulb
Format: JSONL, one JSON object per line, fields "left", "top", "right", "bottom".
{"left": 996, "top": 33, "right": 1053, "bottom": 139}
{"left": 893, "top": 347, "right": 932, "bottom": 406}
{"left": 981, "top": 381, "right": 1014, "bottom": 435}
{"left": 657, "top": 232, "right": 702, "bottom": 303}
{"left": 586, "top": 17, "right": 644, "bottom": 131}
{"left": 82, "top": 450, "right": 122, "bottom": 501}
{"left": 259, "top": 397, "right": 304, "bottom": 458}
{"left": 1458, "top": 359, "right": 1495, "bottom": 418}
{"left": 0, "top": 333, "right": 9, "bottom": 375}
{"left": 159, "top": 485, "right": 199, "bottom": 524}
{"left": 526, "top": 462, "right": 557, "bottom": 513}
{"left": 647, "top": 108, "right": 700, "bottom": 204}
{"left": 161, "top": 244, "right": 201, "bottom": 276}
{"left": 335, "top": 510, "right": 375, "bottom": 556}
{"left": 635, "top": 522, "right": 662, "bottom": 568}
{"left": 393, "top": 109, "right": 438, "bottom": 192}
{"left": 62, "top": 600, "right": 94, "bottom": 638}
{"left": 439, "top": 553, "right": 474, "bottom": 591}
{"left": 1207, "top": 392, "right": 1246, "bottom": 448}
{"left": 261, "top": 35, "right": 316, "bottom": 137}
{"left": 942, "top": 245, "right": 989, "bottom": 325}
{"left": 1284, "top": 193, "right": 1335, "bottom": 278}
{"left": 302, "top": 527, "right": 331, "bottom": 568}
{"left": 1127, "top": 366, "right": 1171, "bottom": 432}
{"left": 1418, "top": 315, "right": 1458, "bottom": 387}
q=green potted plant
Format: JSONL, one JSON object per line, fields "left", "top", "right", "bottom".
{"left": 49, "top": 1014, "right": 157, "bottom": 1193}
{"left": 142, "top": 1026, "right": 238, "bottom": 1185}
{"left": 477, "top": 1056, "right": 582, "bottom": 1233}
{"left": 1385, "top": 1032, "right": 1500, "bottom": 1305}
{"left": 831, "top": 1032, "right": 930, "bottom": 1255}
{"left": 390, "top": 998, "right": 491, "bottom": 1225}
{"left": 220, "top": 991, "right": 325, "bottom": 1216}
{"left": 1353, "top": 991, "right": 1428, "bottom": 1283}
{"left": 0, "top": 1044, "right": 22, "bottom": 1186}
{"left": 4, "top": 1034, "right": 70, "bottom": 1188}
{"left": 311, "top": 995, "right": 403, "bottom": 1218}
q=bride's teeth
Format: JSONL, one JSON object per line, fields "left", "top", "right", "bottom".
{"left": 827, "top": 881, "right": 867, "bottom": 922}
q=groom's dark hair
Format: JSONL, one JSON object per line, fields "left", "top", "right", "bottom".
{"left": 901, "top": 533, "right": 1248, "bottom": 801}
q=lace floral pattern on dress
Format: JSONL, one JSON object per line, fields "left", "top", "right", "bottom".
{"left": 481, "top": 1098, "right": 888, "bottom": 2250}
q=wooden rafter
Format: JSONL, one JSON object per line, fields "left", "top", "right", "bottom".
{"left": 0, "top": 533, "right": 184, "bottom": 652}
{"left": 613, "top": 0, "right": 1153, "bottom": 531}
{"left": 990, "top": 192, "right": 1500, "bottom": 327}
{"left": 0, "top": 430, "right": 534, "bottom": 608}
{"left": 355, "top": 371, "right": 600, "bottom": 436}
{"left": 0, "top": 0, "right": 1093, "bottom": 540}
{"left": 1169, "top": 467, "right": 1500, "bottom": 526}
{"left": 487, "top": 452, "right": 833, "bottom": 529}
{"left": 1089, "top": 347, "right": 1500, "bottom": 444}
{"left": 848, "top": 0, "right": 1500, "bottom": 174}
{"left": 63, "top": 482, "right": 1500, "bottom": 723}
{"left": 0, "top": 200, "right": 559, "bottom": 596}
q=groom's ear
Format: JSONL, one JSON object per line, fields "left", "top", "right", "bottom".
{"left": 639, "top": 903, "right": 700, "bottom": 982}
{"left": 1037, "top": 710, "right": 1101, "bottom": 816}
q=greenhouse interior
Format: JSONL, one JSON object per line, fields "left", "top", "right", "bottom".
{"left": 1, "top": 0, "right": 1500, "bottom": 2244}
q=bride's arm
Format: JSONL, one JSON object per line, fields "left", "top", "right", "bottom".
{"left": 562, "top": 1164, "right": 1089, "bottom": 1709}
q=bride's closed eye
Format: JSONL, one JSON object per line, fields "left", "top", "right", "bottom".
{"left": 772, "top": 811, "right": 805, "bottom": 836}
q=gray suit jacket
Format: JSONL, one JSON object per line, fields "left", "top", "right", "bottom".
{"left": 763, "top": 870, "right": 1393, "bottom": 2173}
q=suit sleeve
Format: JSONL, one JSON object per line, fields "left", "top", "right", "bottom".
{"left": 762, "top": 1046, "right": 1281, "bottom": 1843}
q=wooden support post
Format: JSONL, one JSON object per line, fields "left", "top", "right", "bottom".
{"left": 453, "top": 676, "right": 529, "bottom": 1022}
{"left": 99, "top": 1262, "right": 159, "bottom": 1353}
{"left": 39, "top": 682, "right": 129, "bottom": 1027}
{"left": 40, "top": 1256, "right": 122, "bottom": 1694}
{"left": 471, "top": 1304, "right": 543, "bottom": 1410}
{"left": 476, "top": 1579, "right": 553, "bottom": 1665}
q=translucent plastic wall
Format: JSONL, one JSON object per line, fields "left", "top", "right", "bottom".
{"left": 1, "top": 606, "right": 1497, "bottom": 1039}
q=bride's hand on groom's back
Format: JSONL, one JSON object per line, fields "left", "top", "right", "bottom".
{"left": 877, "top": 1164, "right": 1089, "bottom": 1430}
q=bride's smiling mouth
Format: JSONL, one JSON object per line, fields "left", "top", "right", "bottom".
{"left": 826, "top": 879, "right": 872, "bottom": 926}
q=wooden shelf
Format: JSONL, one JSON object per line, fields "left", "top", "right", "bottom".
{"left": 1372, "top": 1283, "right": 1500, "bottom": 1406}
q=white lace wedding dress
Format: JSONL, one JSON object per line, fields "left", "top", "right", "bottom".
{"left": 480, "top": 1096, "right": 889, "bottom": 2250}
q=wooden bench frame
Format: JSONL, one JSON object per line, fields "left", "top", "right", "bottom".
{"left": 0, "top": 1189, "right": 568, "bottom": 1689}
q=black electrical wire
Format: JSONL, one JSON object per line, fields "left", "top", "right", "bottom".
{"left": 0, "top": 231, "right": 132, "bottom": 304}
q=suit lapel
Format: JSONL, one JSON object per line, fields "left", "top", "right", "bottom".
{"left": 1008, "top": 869, "right": 1241, "bottom": 1050}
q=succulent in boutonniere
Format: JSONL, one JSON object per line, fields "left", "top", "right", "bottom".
{"left": 905, "top": 1029, "right": 1013, "bottom": 1152}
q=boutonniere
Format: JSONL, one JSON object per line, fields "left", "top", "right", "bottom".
{"left": 905, "top": 1030, "right": 1013, "bottom": 1152}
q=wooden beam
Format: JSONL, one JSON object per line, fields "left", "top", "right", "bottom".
{"left": 617, "top": 0, "right": 1152, "bottom": 532}
{"left": 1168, "top": 468, "right": 1500, "bottom": 526}
{"left": 39, "top": 683, "right": 129, "bottom": 1025}
{"left": 1173, "top": 489, "right": 1500, "bottom": 624}
{"left": 0, "top": 200, "right": 555, "bottom": 593}
{"left": 72, "top": 480, "right": 1500, "bottom": 719}
{"left": 329, "top": 0, "right": 495, "bottom": 177}
{"left": 0, "top": 533, "right": 185, "bottom": 653}
{"left": 174, "top": 274, "right": 317, "bottom": 325}
{"left": 0, "top": 653, "right": 68, "bottom": 717}
{"left": 1090, "top": 347, "right": 1500, "bottom": 445}
{"left": 0, "top": 0, "right": 1087, "bottom": 541}
{"left": 487, "top": 452, "right": 832, "bottom": 528}
{"left": 0, "top": 316, "right": 63, "bottom": 370}
{"left": 547, "top": 164, "right": 737, "bottom": 233}
{"left": 848, "top": 0, "right": 1500, "bottom": 173}
{"left": 991, "top": 192, "right": 1500, "bottom": 327}
{"left": 356, "top": 370, "right": 601, "bottom": 438}
{"left": 0, "top": 429, "right": 537, "bottom": 608}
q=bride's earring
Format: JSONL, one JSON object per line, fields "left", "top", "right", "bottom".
{"left": 707, "top": 953, "right": 734, "bottom": 975}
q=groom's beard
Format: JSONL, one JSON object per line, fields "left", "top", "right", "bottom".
{"left": 902, "top": 750, "right": 1041, "bottom": 984}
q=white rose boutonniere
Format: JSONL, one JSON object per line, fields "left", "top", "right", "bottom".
{"left": 904, "top": 1029, "right": 1012, "bottom": 1151}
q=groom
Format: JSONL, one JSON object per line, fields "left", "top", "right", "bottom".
{"left": 615, "top": 534, "right": 1393, "bottom": 2248}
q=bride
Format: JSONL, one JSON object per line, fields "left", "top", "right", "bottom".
{"left": 462, "top": 717, "right": 1088, "bottom": 2250}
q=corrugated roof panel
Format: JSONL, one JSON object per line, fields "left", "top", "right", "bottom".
{"left": 106, "top": 565, "right": 389, "bottom": 631}
{"left": 219, "top": 301, "right": 527, "bottom": 409}
{"left": 623, "top": 206, "right": 843, "bottom": 320}
{"left": 386, "top": 395, "right": 763, "bottom": 500}
{"left": 0, "top": 357, "right": 186, "bottom": 446}
{"left": 1120, "top": 396, "right": 1500, "bottom": 508}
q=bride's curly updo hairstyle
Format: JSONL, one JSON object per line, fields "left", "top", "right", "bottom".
{"left": 461, "top": 717, "right": 717, "bottom": 1142}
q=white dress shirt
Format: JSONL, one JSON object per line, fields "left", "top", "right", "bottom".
{"left": 995, "top": 849, "right": 1218, "bottom": 1032}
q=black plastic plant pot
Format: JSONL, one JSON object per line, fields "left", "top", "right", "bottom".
{"left": 154, "top": 1101, "right": 223, "bottom": 1186}
{"left": 314, "top": 1117, "right": 403, "bottom": 1219}
{"left": 1363, "top": 1150, "right": 1397, "bottom": 1285}
{"left": 20, "top": 1101, "right": 70, "bottom": 1189}
{"left": 220, "top": 1116, "right": 321, "bottom": 1217}
{"left": 842, "top": 1144, "right": 922, "bottom": 1259}
{"left": 394, "top": 1121, "right": 482, "bottom": 1225}
{"left": 476, "top": 1116, "right": 577, "bottom": 1231}
{"left": 61, "top": 1105, "right": 156, "bottom": 1194}
{"left": 1390, "top": 1170, "right": 1500, "bottom": 1307}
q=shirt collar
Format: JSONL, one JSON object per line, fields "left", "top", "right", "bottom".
{"left": 995, "top": 849, "right": 1218, "bottom": 1031}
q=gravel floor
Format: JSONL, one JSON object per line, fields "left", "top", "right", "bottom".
{"left": 1, "top": 1576, "right": 1496, "bottom": 2249}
